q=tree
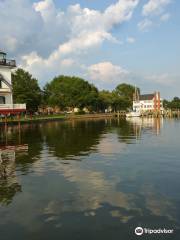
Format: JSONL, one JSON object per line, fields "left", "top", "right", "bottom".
{"left": 170, "top": 97, "right": 180, "bottom": 109}
{"left": 98, "top": 90, "right": 113, "bottom": 112}
{"left": 163, "top": 97, "right": 180, "bottom": 110}
{"left": 111, "top": 91, "right": 130, "bottom": 111}
{"left": 44, "top": 76, "right": 99, "bottom": 111}
{"left": 163, "top": 99, "right": 170, "bottom": 109}
{"left": 12, "top": 68, "right": 42, "bottom": 112}
{"left": 113, "top": 83, "right": 140, "bottom": 110}
{"left": 115, "top": 83, "right": 140, "bottom": 101}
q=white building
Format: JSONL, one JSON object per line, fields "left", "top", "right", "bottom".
{"left": 0, "top": 51, "right": 26, "bottom": 114}
{"left": 133, "top": 92, "right": 164, "bottom": 113}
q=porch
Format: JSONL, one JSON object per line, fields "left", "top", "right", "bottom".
{"left": 0, "top": 104, "right": 26, "bottom": 114}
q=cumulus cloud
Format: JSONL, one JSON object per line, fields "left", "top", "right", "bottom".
{"left": 20, "top": 30, "right": 119, "bottom": 84}
{"left": 57, "top": 31, "right": 118, "bottom": 56}
{"left": 103, "top": 0, "right": 139, "bottom": 28}
{"left": 60, "top": 59, "right": 75, "bottom": 68}
{"left": 33, "top": 0, "right": 57, "bottom": 22}
{"left": 0, "top": 0, "right": 138, "bottom": 84}
{"left": 0, "top": 0, "right": 139, "bottom": 56}
{"left": 87, "top": 62, "right": 129, "bottom": 88}
{"left": 0, "top": 0, "right": 42, "bottom": 54}
{"left": 142, "top": 0, "right": 172, "bottom": 16}
{"left": 138, "top": 0, "right": 172, "bottom": 32}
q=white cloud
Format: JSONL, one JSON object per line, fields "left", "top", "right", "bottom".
{"left": 20, "top": 30, "right": 118, "bottom": 82}
{"left": 160, "top": 13, "right": 170, "bottom": 21}
{"left": 58, "top": 31, "right": 118, "bottom": 55}
{"left": 142, "top": 0, "right": 172, "bottom": 16}
{"left": 126, "top": 37, "right": 136, "bottom": 43}
{"left": 60, "top": 59, "right": 75, "bottom": 67}
{"left": 139, "top": 0, "right": 172, "bottom": 32}
{"left": 138, "top": 19, "right": 153, "bottom": 31}
{"left": 87, "top": 62, "right": 129, "bottom": 84}
{"left": 103, "top": 0, "right": 139, "bottom": 28}
{"left": 0, "top": 0, "right": 42, "bottom": 54}
{"left": 3, "top": 0, "right": 138, "bottom": 83}
{"left": 33, "top": 0, "right": 57, "bottom": 22}
{"left": 0, "top": 0, "right": 139, "bottom": 55}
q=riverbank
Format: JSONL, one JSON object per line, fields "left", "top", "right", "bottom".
{"left": 0, "top": 113, "right": 116, "bottom": 125}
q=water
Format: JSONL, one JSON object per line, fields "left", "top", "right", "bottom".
{"left": 0, "top": 118, "right": 180, "bottom": 240}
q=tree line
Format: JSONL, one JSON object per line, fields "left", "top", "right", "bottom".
{"left": 163, "top": 98, "right": 180, "bottom": 110}
{"left": 12, "top": 68, "right": 180, "bottom": 113}
{"left": 12, "top": 68, "right": 137, "bottom": 113}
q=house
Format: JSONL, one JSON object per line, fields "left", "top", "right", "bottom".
{"left": 133, "top": 91, "right": 164, "bottom": 113}
{"left": 0, "top": 50, "right": 26, "bottom": 115}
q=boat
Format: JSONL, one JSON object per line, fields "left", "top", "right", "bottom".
{"left": 126, "top": 110, "right": 141, "bottom": 118}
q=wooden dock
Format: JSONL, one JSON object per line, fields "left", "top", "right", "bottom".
{"left": 115, "top": 110, "right": 180, "bottom": 118}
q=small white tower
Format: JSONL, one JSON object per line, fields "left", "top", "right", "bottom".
{"left": 0, "top": 50, "right": 26, "bottom": 114}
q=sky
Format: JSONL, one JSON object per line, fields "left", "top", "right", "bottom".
{"left": 0, "top": 0, "right": 180, "bottom": 99}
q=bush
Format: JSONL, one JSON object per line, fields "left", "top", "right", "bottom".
{"left": 75, "top": 110, "right": 86, "bottom": 115}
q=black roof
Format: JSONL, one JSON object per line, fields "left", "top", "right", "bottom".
{"left": 139, "top": 94, "right": 154, "bottom": 100}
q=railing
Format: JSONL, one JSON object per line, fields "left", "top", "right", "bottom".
{"left": 0, "top": 59, "right": 16, "bottom": 67}
{"left": 0, "top": 104, "right": 26, "bottom": 109}
{"left": 0, "top": 88, "right": 11, "bottom": 93}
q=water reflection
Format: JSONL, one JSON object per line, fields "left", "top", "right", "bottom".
{"left": 0, "top": 145, "right": 28, "bottom": 205}
{"left": 127, "top": 117, "right": 162, "bottom": 136}
{"left": 0, "top": 118, "right": 180, "bottom": 239}
{"left": 43, "top": 120, "right": 106, "bottom": 159}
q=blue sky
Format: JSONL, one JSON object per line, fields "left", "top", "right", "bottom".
{"left": 1, "top": 0, "right": 180, "bottom": 98}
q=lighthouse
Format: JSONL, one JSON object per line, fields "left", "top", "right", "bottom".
{"left": 0, "top": 51, "right": 26, "bottom": 114}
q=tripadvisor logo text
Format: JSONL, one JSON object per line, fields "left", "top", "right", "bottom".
{"left": 135, "top": 227, "right": 174, "bottom": 236}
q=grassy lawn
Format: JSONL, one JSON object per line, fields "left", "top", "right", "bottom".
{"left": 0, "top": 114, "right": 67, "bottom": 123}
{"left": 0, "top": 113, "right": 115, "bottom": 124}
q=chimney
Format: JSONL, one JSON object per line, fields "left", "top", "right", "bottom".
{"left": 157, "top": 92, "right": 160, "bottom": 110}
{"left": 154, "top": 92, "right": 157, "bottom": 111}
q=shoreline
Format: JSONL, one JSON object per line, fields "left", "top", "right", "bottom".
{"left": 0, "top": 113, "right": 116, "bottom": 126}
{"left": 1, "top": 112, "right": 179, "bottom": 126}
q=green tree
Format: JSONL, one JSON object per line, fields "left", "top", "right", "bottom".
{"left": 115, "top": 83, "right": 140, "bottom": 101}
{"left": 98, "top": 90, "right": 113, "bottom": 112}
{"left": 112, "top": 83, "right": 140, "bottom": 110}
{"left": 44, "top": 76, "right": 99, "bottom": 111}
{"left": 170, "top": 97, "right": 180, "bottom": 109}
{"left": 163, "top": 99, "right": 170, "bottom": 109}
{"left": 163, "top": 97, "right": 180, "bottom": 110}
{"left": 111, "top": 91, "right": 130, "bottom": 111}
{"left": 12, "top": 68, "right": 42, "bottom": 112}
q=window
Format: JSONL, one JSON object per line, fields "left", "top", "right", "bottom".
{"left": 0, "top": 96, "right": 5, "bottom": 104}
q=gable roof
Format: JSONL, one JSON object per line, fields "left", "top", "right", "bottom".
{"left": 139, "top": 94, "right": 154, "bottom": 101}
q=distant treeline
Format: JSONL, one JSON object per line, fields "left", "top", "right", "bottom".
{"left": 12, "top": 68, "right": 180, "bottom": 112}
{"left": 163, "top": 98, "right": 180, "bottom": 110}
{"left": 12, "top": 68, "right": 137, "bottom": 112}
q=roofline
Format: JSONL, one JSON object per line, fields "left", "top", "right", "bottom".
{"left": 0, "top": 51, "right": 6, "bottom": 55}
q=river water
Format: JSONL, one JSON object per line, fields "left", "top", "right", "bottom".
{"left": 0, "top": 118, "right": 180, "bottom": 240}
